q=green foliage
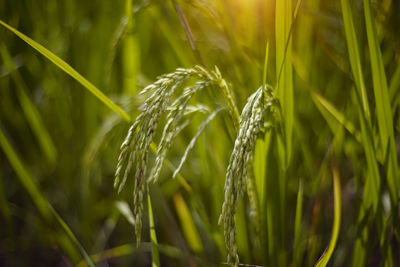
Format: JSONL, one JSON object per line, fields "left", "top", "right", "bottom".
{"left": 0, "top": 128, "right": 94, "bottom": 267}
{"left": 0, "top": 0, "right": 399, "bottom": 266}
{"left": 0, "top": 19, "right": 131, "bottom": 122}
{"left": 315, "top": 167, "right": 341, "bottom": 267}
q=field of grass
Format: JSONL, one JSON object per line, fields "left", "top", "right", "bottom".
{"left": 1, "top": 0, "right": 400, "bottom": 266}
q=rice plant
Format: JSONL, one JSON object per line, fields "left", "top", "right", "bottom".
{"left": 1, "top": 0, "right": 399, "bottom": 266}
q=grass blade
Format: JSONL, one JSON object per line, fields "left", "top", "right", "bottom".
{"left": 262, "top": 41, "right": 270, "bottom": 107}
{"left": 310, "top": 89, "right": 361, "bottom": 142}
{"left": 76, "top": 243, "right": 184, "bottom": 267}
{"left": 52, "top": 210, "right": 95, "bottom": 267}
{"left": 0, "top": 20, "right": 131, "bottom": 122}
{"left": 148, "top": 186, "right": 161, "bottom": 267}
{"left": 341, "top": 2, "right": 383, "bottom": 265}
{"left": 77, "top": 244, "right": 135, "bottom": 267}
{"left": 292, "top": 54, "right": 361, "bottom": 142}
{"left": 262, "top": 42, "right": 269, "bottom": 90}
{"left": 363, "top": 0, "right": 398, "bottom": 203}
{"left": 148, "top": 7, "right": 192, "bottom": 68}
{"left": 273, "top": 2, "right": 301, "bottom": 263}
{"left": 254, "top": 133, "right": 269, "bottom": 215}
{"left": 389, "top": 62, "right": 400, "bottom": 113}
{"left": 171, "top": 0, "right": 204, "bottom": 65}
{"left": 275, "top": 0, "right": 294, "bottom": 166}
{"left": 293, "top": 179, "right": 304, "bottom": 266}
{"left": 252, "top": 42, "right": 271, "bottom": 257}
{"left": 315, "top": 166, "right": 341, "bottom": 267}
{"left": 173, "top": 192, "right": 203, "bottom": 253}
{"left": 115, "top": 201, "right": 135, "bottom": 227}
{"left": 122, "top": 0, "right": 140, "bottom": 94}
{"left": 341, "top": 0, "right": 380, "bottom": 213}
{"left": 0, "top": 44, "right": 57, "bottom": 164}
{"left": 340, "top": 2, "right": 370, "bottom": 117}
{"left": 0, "top": 128, "right": 51, "bottom": 219}
{"left": 0, "top": 128, "right": 94, "bottom": 267}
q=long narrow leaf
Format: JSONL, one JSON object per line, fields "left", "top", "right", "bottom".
{"left": 76, "top": 243, "right": 184, "bottom": 267}
{"left": 310, "top": 89, "right": 361, "bottom": 142}
{"left": 0, "top": 44, "right": 57, "bottom": 164}
{"left": 315, "top": 167, "right": 341, "bottom": 267}
{"left": 148, "top": 186, "right": 161, "bottom": 267}
{"left": 389, "top": 62, "right": 400, "bottom": 112}
{"left": 292, "top": 54, "right": 361, "bottom": 143}
{"left": 293, "top": 179, "right": 304, "bottom": 266}
{"left": 340, "top": 2, "right": 370, "bottom": 117}
{"left": 276, "top": 0, "right": 294, "bottom": 166}
{"left": 363, "top": 0, "right": 398, "bottom": 203}
{"left": 341, "top": 2, "right": 382, "bottom": 265}
{"left": 173, "top": 192, "right": 203, "bottom": 253}
{"left": 0, "top": 20, "right": 131, "bottom": 122}
{"left": 341, "top": 0, "right": 380, "bottom": 213}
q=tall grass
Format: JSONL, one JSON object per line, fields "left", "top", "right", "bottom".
{"left": 1, "top": 1, "right": 399, "bottom": 266}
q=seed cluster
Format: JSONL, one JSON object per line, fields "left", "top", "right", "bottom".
{"left": 149, "top": 80, "right": 210, "bottom": 184}
{"left": 115, "top": 66, "right": 231, "bottom": 246}
{"left": 219, "top": 86, "right": 276, "bottom": 267}
{"left": 115, "top": 65, "right": 277, "bottom": 263}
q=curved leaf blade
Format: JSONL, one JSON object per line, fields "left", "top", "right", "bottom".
{"left": 0, "top": 20, "right": 131, "bottom": 122}
{"left": 315, "top": 167, "right": 341, "bottom": 267}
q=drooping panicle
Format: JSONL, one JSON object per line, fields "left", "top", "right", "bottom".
{"left": 148, "top": 80, "right": 210, "bottom": 183}
{"left": 115, "top": 67, "right": 202, "bottom": 246}
{"left": 219, "top": 85, "right": 276, "bottom": 267}
{"left": 114, "top": 66, "right": 229, "bottom": 246}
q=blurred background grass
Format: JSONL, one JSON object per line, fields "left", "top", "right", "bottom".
{"left": 1, "top": 0, "right": 400, "bottom": 266}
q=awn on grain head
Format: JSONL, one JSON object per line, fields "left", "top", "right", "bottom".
{"left": 115, "top": 66, "right": 234, "bottom": 246}
{"left": 115, "top": 66, "right": 279, "bottom": 267}
{"left": 219, "top": 85, "right": 278, "bottom": 266}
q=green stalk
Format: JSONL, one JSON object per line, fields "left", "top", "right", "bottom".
{"left": 315, "top": 167, "right": 341, "bottom": 267}
{"left": 122, "top": 0, "right": 140, "bottom": 95}
{"left": 340, "top": 2, "right": 382, "bottom": 265}
{"left": 275, "top": 0, "right": 294, "bottom": 167}
{"left": 341, "top": 0, "right": 380, "bottom": 214}
{"left": 147, "top": 186, "right": 161, "bottom": 267}
{"left": 293, "top": 179, "right": 304, "bottom": 266}
{"left": 363, "top": 0, "right": 398, "bottom": 203}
